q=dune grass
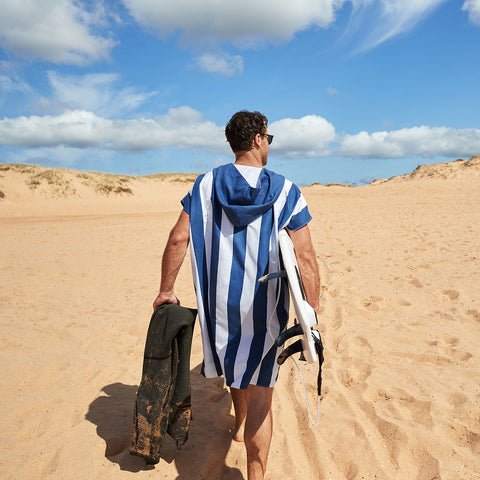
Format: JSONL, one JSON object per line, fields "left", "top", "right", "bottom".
{"left": 76, "top": 172, "right": 134, "bottom": 196}
{"left": 0, "top": 163, "right": 37, "bottom": 174}
{"left": 143, "top": 172, "right": 199, "bottom": 182}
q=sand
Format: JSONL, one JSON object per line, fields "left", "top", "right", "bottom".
{"left": 1, "top": 158, "right": 479, "bottom": 479}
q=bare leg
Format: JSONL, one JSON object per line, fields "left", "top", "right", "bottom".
{"left": 230, "top": 387, "right": 247, "bottom": 442}
{"left": 244, "top": 385, "right": 274, "bottom": 480}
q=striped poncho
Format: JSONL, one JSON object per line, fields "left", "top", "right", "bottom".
{"left": 181, "top": 163, "right": 312, "bottom": 389}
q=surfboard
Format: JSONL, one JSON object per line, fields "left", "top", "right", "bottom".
{"left": 277, "top": 228, "right": 318, "bottom": 363}
{"left": 259, "top": 228, "right": 319, "bottom": 364}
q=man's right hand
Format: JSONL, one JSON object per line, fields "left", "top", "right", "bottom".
{"left": 153, "top": 291, "right": 180, "bottom": 310}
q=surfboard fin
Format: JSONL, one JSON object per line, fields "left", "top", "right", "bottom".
{"left": 274, "top": 323, "right": 303, "bottom": 347}
{"left": 276, "top": 328, "right": 325, "bottom": 396}
{"left": 277, "top": 339, "right": 304, "bottom": 365}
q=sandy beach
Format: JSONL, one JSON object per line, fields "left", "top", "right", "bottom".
{"left": 1, "top": 158, "right": 479, "bottom": 480}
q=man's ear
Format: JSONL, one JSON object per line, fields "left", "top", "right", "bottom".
{"left": 252, "top": 133, "right": 262, "bottom": 149}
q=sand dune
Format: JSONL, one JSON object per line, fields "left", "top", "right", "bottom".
{"left": 1, "top": 158, "right": 479, "bottom": 479}
{"left": 0, "top": 164, "right": 198, "bottom": 217}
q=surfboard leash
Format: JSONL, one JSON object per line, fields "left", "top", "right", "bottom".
{"left": 290, "top": 356, "right": 322, "bottom": 427}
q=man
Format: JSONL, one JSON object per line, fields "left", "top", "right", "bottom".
{"left": 153, "top": 110, "right": 320, "bottom": 480}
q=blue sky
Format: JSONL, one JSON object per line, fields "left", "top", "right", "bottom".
{"left": 1, "top": 0, "right": 479, "bottom": 185}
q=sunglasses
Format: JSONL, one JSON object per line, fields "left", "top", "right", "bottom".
{"left": 260, "top": 133, "right": 274, "bottom": 145}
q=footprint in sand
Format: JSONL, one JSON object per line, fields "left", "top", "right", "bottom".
{"left": 361, "top": 296, "right": 383, "bottom": 311}
{"left": 424, "top": 335, "right": 472, "bottom": 362}
{"left": 443, "top": 336, "right": 459, "bottom": 346}
{"left": 442, "top": 289, "right": 459, "bottom": 300}
{"left": 397, "top": 391, "right": 434, "bottom": 429}
{"left": 448, "top": 392, "right": 468, "bottom": 408}
{"left": 352, "top": 336, "right": 373, "bottom": 353}
{"left": 337, "top": 356, "right": 372, "bottom": 387}
{"left": 410, "top": 278, "right": 423, "bottom": 288}
{"left": 337, "top": 368, "right": 354, "bottom": 388}
{"left": 41, "top": 447, "right": 63, "bottom": 477}
{"left": 441, "top": 347, "right": 473, "bottom": 362}
{"left": 411, "top": 446, "right": 441, "bottom": 479}
{"left": 442, "top": 423, "right": 480, "bottom": 455}
{"left": 466, "top": 309, "right": 480, "bottom": 322}
{"left": 331, "top": 307, "right": 343, "bottom": 329}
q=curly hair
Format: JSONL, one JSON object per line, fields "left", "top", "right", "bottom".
{"left": 225, "top": 110, "right": 268, "bottom": 152}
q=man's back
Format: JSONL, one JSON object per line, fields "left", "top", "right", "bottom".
{"left": 182, "top": 163, "right": 312, "bottom": 389}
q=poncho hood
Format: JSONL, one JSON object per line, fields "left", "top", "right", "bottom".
{"left": 213, "top": 163, "right": 285, "bottom": 228}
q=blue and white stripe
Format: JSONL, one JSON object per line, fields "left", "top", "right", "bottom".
{"left": 182, "top": 164, "right": 311, "bottom": 389}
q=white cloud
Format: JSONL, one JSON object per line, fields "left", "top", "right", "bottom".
{"left": 121, "top": 0, "right": 458, "bottom": 52}
{"left": 1, "top": 108, "right": 479, "bottom": 161}
{"left": 0, "top": 107, "right": 224, "bottom": 152}
{"left": 344, "top": 0, "right": 448, "bottom": 51}
{"left": 194, "top": 53, "right": 244, "bottom": 76}
{"left": 122, "top": 0, "right": 344, "bottom": 47}
{"left": 115, "top": 106, "right": 224, "bottom": 151}
{"left": 339, "top": 126, "right": 480, "bottom": 158}
{"left": 270, "top": 115, "right": 337, "bottom": 157}
{"left": 45, "top": 72, "right": 157, "bottom": 117}
{"left": 0, "top": 0, "right": 116, "bottom": 64}
{"left": 0, "top": 110, "right": 108, "bottom": 149}
{"left": 462, "top": 0, "right": 480, "bottom": 24}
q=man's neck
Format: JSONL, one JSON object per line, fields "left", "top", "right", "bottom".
{"left": 234, "top": 150, "right": 264, "bottom": 168}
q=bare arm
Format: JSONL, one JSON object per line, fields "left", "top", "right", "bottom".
{"left": 287, "top": 224, "right": 320, "bottom": 311}
{"left": 153, "top": 209, "right": 190, "bottom": 309}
